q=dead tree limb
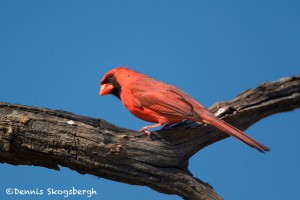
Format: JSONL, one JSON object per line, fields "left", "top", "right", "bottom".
{"left": 0, "top": 76, "right": 299, "bottom": 200}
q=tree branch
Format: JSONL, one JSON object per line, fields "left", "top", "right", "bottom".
{"left": 0, "top": 76, "right": 299, "bottom": 200}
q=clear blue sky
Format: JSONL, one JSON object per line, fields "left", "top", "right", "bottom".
{"left": 1, "top": 1, "right": 300, "bottom": 200}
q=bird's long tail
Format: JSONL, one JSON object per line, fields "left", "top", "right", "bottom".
{"left": 199, "top": 112, "right": 270, "bottom": 153}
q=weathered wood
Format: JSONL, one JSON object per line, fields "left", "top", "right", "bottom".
{"left": 0, "top": 76, "right": 299, "bottom": 200}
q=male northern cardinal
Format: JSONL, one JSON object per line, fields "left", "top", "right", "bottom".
{"left": 99, "top": 67, "right": 270, "bottom": 153}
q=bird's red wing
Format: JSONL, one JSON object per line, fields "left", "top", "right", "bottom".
{"left": 131, "top": 87, "right": 196, "bottom": 118}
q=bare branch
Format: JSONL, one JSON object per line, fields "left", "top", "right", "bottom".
{"left": 0, "top": 76, "right": 299, "bottom": 200}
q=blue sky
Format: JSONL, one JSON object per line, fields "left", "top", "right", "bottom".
{"left": 0, "top": 1, "right": 299, "bottom": 200}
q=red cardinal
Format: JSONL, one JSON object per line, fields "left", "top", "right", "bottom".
{"left": 99, "top": 67, "right": 270, "bottom": 153}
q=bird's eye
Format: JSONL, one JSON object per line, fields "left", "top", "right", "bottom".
{"left": 101, "top": 73, "right": 115, "bottom": 84}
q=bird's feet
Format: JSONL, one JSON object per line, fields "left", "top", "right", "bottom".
{"left": 139, "top": 123, "right": 163, "bottom": 137}
{"left": 139, "top": 127, "right": 151, "bottom": 136}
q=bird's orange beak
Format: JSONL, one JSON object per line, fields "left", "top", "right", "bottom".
{"left": 100, "top": 83, "right": 114, "bottom": 96}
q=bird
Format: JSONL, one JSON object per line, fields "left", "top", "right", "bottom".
{"left": 99, "top": 67, "right": 270, "bottom": 153}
